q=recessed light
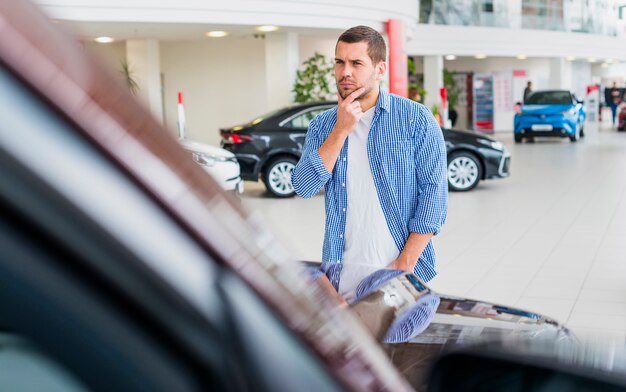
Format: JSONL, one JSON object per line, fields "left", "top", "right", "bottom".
{"left": 565, "top": 56, "right": 576, "bottom": 61}
{"left": 445, "top": 55, "right": 456, "bottom": 60}
{"left": 474, "top": 54, "right": 487, "bottom": 59}
{"left": 605, "top": 58, "right": 616, "bottom": 64}
{"left": 94, "top": 36, "right": 114, "bottom": 44}
{"left": 256, "top": 25, "right": 279, "bottom": 32}
{"left": 588, "top": 57, "right": 597, "bottom": 63}
{"left": 205, "top": 31, "right": 228, "bottom": 38}
{"left": 601, "top": 63, "right": 609, "bottom": 68}
{"left": 516, "top": 54, "right": 527, "bottom": 60}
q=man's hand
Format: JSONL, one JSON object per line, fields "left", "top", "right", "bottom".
{"left": 334, "top": 87, "right": 365, "bottom": 136}
{"left": 316, "top": 274, "right": 349, "bottom": 308}
{"left": 387, "top": 253, "right": 417, "bottom": 273}
{"left": 318, "top": 87, "right": 365, "bottom": 173}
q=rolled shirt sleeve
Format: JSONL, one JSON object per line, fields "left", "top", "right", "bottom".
{"left": 408, "top": 106, "right": 448, "bottom": 236}
{"left": 292, "top": 117, "right": 333, "bottom": 198}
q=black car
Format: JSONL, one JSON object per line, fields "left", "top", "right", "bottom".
{"left": 221, "top": 102, "right": 510, "bottom": 197}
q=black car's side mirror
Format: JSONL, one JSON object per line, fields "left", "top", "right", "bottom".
{"left": 426, "top": 350, "right": 626, "bottom": 392}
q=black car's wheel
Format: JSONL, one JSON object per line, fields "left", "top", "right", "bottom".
{"left": 263, "top": 156, "right": 297, "bottom": 198}
{"left": 447, "top": 151, "right": 482, "bottom": 192}
{"left": 514, "top": 134, "right": 523, "bottom": 143}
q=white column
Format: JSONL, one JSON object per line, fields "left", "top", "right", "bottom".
{"left": 265, "top": 32, "right": 299, "bottom": 110}
{"left": 126, "top": 39, "right": 164, "bottom": 124}
{"left": 423, "top": 55, "right": 443, "bottom": 110}
{"left": 549, "top": 57, "right": 569, "bottom": 90}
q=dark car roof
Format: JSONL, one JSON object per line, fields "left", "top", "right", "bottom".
{"left": 0, "top": 2, "right": 411, "bottom": 391}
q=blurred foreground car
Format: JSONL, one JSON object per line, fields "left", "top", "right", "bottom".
{"left": 220, "top": 103, "right": 510, "bottom": 196}
{"left": 1, "top": 2, "right": 625, "bottom": 392}
{"left": 514, "top": 90, "right": 586, "bottom": 143}
{"left": 178, "top": 138, "right": 244, "bottom": 195}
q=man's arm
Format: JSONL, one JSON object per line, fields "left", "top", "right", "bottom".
{"left": 392, "top": 105, "right": 448, "bottom": 273}
{"left": 387, "top": 232, "right": 433, "bottom": 272}
{"left": 291, "top": 87, "right": 366, "bottom": 198}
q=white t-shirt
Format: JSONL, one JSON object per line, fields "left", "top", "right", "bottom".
{"left": 339, "top": 107, "right": 400, "bottom": 301}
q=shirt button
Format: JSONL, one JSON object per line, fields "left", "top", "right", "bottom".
{"left": 343, "top": 208, "right": 346, "bottom": 212}
{"left": 342, "top": 183, "right": 345, "bottom": 187}
{"left": 343, "top": 157, "right": 346, "bottom": 161}
{"left": 340, "top": 234, "right": 343, "bottom": 239}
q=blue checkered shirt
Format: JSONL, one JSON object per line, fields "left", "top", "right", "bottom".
{"left": 292, "top": 90, "right": 448, "bottom": 290}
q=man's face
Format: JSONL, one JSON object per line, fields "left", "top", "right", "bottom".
{"left": 334, "top": 41, "right": 385, "bottom": 100}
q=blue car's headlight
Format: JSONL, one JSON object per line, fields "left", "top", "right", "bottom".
{"left": 477, "top": 138, "right": 504, "bottom": 151}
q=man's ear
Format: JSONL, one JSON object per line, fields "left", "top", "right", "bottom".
{"left": 376, "top": 61, "right": 387, "bottom": 81}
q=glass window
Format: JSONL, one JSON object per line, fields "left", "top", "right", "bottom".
{"left": 284, "top": 108, "right": 330, "bottom": 129}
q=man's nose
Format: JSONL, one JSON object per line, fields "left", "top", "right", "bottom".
{"left": 340, "top": 65, "right": 352, "bottom": 78}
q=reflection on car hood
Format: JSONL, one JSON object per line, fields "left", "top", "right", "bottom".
{"left": 178, "top": 139, "right": 235, "bottom": 158}
{"left": 520, "top": 104, "right": 575, "bottom": 115}
{"left": 349, "top": 270, "right": 575, "bottom": 389}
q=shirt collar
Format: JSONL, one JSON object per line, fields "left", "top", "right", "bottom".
{"left": 375, "top": 89, "right": 391, "bottom": 114}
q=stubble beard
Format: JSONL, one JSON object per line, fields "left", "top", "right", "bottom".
{"left": 337, "top": 82, "right": 372, "bottom": 101}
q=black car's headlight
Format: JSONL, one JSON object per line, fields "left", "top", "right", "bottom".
{"left": 477, "top": 138, "right": 504, "bottom": 151}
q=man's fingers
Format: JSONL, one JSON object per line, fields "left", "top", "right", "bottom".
{"left": 346, "top": 87, "right": 365, "bottom": 103}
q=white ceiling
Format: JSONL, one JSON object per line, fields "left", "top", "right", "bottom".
{"left": 56, "top": 20, "right": 342, "bottom": 42}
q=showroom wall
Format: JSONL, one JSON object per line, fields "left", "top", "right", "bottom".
{"left": 86, "top": 34, "right": 345, "bottom": 145}
{"left": 160, "top": 37, "right": 267, "bottom": 143}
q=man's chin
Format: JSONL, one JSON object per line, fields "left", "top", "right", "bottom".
{"left": 339, "top": 87, "right": 366, "bottom": 100}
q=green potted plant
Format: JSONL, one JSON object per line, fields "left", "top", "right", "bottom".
{"left": 120, "top": 59, "right": 139, "bottom": 95}
{"left": 292, "top": 52, "right": 334, "bottom": 103}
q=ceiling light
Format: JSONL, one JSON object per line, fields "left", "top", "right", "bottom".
{"left": 516, "top": 54, "right": 527, "bottom": 60}
{"left": 565, "top": 56, "right": 576, "bottom": 61}
{"left": 256, "top": 25, "right": 279, "bottom": 32}
{"left": 601, "top": 63, "right": 609, "bottom": 68}
{"left": 474, "top": 54, "right": 487, "bottom": 59}
{"left": 94, "top": 36, "right": 115, "bottom": 44}
{"left": 445, "top": 55, "right": 456, "bottom": 60}
{"left": 588, "top": 57, "right": 598, "bottom": 63}
{"left": 605, "top": 58, "right": 616, "bottom": 64}
{"left": 205, "top": 31, "right": 228, "bottom": 38}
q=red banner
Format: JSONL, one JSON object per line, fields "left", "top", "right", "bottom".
{"left": 387, "top": 19, "right": 408, "bottom": 97}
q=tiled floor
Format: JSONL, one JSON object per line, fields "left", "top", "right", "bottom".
{"left": 241, "top": 120, "right": 626, "bottom": 344}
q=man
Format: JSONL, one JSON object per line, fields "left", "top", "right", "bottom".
{"left": 523, "top": 81, "right": 532, "bottom": 103}
{"left": 292, "top": 26, "right": 448, "bottom": 303}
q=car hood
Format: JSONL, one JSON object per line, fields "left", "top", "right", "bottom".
{"left": 178, "top": 139, "right": 235, "bottom": 158}
{"left": 350, "top": 271, "right": 571, "bottom": 345}
{"left": 444, "top": 128, "right": 501, "bottom": 145}
{"left": 520, "top": 104, "right": 575, "bottom": 115}
{"left": 347, "top": 270, "right": 575, "bottom": 388}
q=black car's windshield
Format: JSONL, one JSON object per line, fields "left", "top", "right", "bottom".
{"left": 525, "top": 91, "right": 573, "bottom": 105}
{"left": 243, "top": 107, "right": 289, "bottom": 126}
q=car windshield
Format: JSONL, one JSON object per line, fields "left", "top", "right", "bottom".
{"left": 243, "top": 107, "right": 289, "bottom": 126}
{"left": 525, "top": 91, "right": 573, "bottom": 105}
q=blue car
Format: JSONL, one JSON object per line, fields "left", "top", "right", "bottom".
{"left": 514, "top": 90, "right": 586, "bottom": 143}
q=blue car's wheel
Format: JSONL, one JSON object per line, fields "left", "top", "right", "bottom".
{"left": 569, "top": 122, "right": 580, "bottom": 142}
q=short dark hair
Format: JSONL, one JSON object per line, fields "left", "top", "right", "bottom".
{"left": 337, "top": 25, "right": 386, "bottom": 64}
